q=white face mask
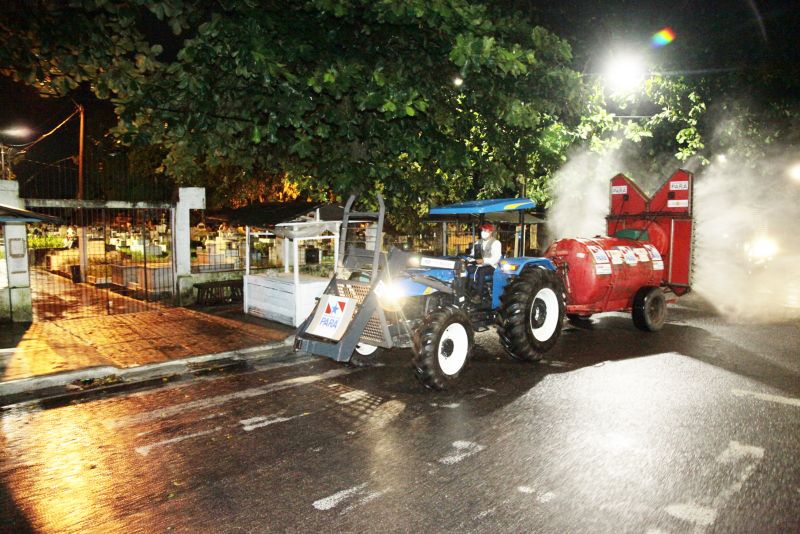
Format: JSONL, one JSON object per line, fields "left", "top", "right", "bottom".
{"left": 480, "top": 231, "right": 491, "bottom": 240}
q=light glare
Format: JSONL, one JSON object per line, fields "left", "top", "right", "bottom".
{"left": 745, "top": 236, "right": 778, "bottom": 261}
{"left": 603, "top": 53, "right": 646, "bottom": 94}
{"left": 1, "top": 126, "right": 32, "bottom": 138}
{"left": 788, "top": 162, "right": 800, "bottom": 182}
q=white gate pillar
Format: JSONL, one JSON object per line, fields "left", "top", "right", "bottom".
{"left": 172, "top": 187, "right": 205, "bottom": 305}
{"left": 0, "top": 181, "right": 32, "bottom": 322}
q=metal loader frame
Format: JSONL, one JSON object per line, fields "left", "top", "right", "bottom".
{"left": 295, "top": 193, "right": 405, "bottom": 362}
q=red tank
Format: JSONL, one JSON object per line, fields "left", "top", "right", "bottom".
{"left": 545, "top": 237, "right": 665, "bottom": 315}
{"left": 546, "top": 170, "right": 694, "bottom": 318}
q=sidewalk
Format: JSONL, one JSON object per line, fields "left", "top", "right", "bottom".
{"left": 0, "top": 305, "right": 296, "bottom": 403}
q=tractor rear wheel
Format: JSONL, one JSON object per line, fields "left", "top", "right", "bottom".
{"left": 632, "top": 286, "right": 666, "bottom": 331}
{"left": 412, "top": 306, "right": 474, "bottom": 390}
{"left": 496, "top": 268, "right": 565, "bottom": 361}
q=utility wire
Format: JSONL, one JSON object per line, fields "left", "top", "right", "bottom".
{"left": 17, "top": 156, "right": 76, "bottom": 169}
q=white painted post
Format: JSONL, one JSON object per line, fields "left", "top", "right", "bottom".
{"left": 0, "top": 181, "right": 32, "bottom": 321}
{"left": 293, "top": 236, "right": 300, "bottom": 323}
{"left": 293, "top": 238, "right": 300, "bottom": 287}
{"left": 283, "top": 237, "right": 290, "bottom": 273}
{"left": 173, "top": 187, "right": 205, "bottom": 304}
{"left": 244, "top": 225, "right": 250, "bottom": 314}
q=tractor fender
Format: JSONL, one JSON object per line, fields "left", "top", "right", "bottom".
{"left": 491, "top": 257, "right": 556, "bottom": 309}
{"left": 389, "top": 267, "right": 457, "bottom": 298}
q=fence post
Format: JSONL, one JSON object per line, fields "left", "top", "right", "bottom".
{"left": 0, "top": 181, "right": 32, "bottom": 322}
{"left": 173, "top": 187, "right": 205, "bottom": 305}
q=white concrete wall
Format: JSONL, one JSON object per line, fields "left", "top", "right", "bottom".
{"left": 0, "top": 181, "right": 32, "bottom": 322}
{"left": 173, "top": 187, "right": 206, "bottom": 304}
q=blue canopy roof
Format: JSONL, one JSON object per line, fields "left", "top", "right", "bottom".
{"left": 429, "top": 198, "right": 537, "bottom": 215}
{"left": 0, "top": 203, "right": 61, "bottom": 223}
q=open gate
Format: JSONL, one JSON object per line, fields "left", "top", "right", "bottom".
{"left": 27, "top": 207, "right": 174, "bottom": 321}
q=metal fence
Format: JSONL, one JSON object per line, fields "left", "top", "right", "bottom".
{"left": 26, "top": 207, "right": 174, "bottom": 321}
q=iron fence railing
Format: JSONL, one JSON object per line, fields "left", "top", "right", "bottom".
{"left": 26, "top": 207, "right": 174, "bottom": 321}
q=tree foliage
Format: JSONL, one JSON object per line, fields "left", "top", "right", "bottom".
{"left": 1, "top": 0, "right": 582, "bottom": 229}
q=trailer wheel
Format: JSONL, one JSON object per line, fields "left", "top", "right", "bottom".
{"left": 632, "top": 286, "right": 666, "bottom": 332}
{"left": 496, "top": 268, "right": 565, "bottom": 361}
{"left": 412, "top": 306, "right": 474, "bottom": 390}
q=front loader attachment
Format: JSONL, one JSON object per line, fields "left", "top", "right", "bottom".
{"left": 294, "top": 193, "right": 402, "bottom": 362}
{"left": 295, "top": 275, "right": 401, "bottom": 361}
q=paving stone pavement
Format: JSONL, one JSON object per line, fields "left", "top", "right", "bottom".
{"left": 0, "top": 307, "right": 293, "bottom": 383}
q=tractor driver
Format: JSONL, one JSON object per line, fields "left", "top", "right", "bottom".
{"left": 467, "top": 223, "right": 502, "bottom": 303}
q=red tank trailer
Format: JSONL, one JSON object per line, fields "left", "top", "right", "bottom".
{"left": 545, "top": 170, "right": 694, "bottom": 331}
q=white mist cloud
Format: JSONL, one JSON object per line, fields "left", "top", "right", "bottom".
{"left": 692, "top": 153, "right": 800, "bottom": 322}
{"left": 547, "top": 149, "right": 625, "bottom": 241}
{"left": 547, "top": 146, "right": 800, "bottom": 323}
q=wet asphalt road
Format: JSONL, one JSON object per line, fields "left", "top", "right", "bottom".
{"left": 1, "top": 297, "right": 799, "bottom": 533}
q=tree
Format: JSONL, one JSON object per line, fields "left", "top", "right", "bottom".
{"left": 1, "top": 0, "right": 582, "bottom": 229}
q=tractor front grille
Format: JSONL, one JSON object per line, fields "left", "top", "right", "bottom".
{"left": 336, "top": 281, "right": 370, "bottom": 304}
{"left": 362, "top": 317, "right": 384, "bottom": 345}
{"left": 335, "top": 279, "right": 385, "bottom": 345}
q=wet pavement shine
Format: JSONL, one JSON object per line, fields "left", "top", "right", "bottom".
{"left": 1, "top": 300, "right": 799, "bottom": 533}
{"left": 0, "top": 307, "right": 292, "bottom": 382}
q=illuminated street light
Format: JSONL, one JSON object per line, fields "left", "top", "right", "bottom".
{"left": 0, "top": 125, "right": 33, "bottom": 180}
{"left": 0, "top": 126, "right": 33, "bottom": 138}
{"left": 603, "top": 52, "right": 646, "bottom": 94}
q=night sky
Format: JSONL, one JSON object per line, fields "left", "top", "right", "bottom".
{"left": 1, "top": 0, "right": 798, "bottom": 165}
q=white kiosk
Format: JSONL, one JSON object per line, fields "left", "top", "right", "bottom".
{"left": 243, "top": 219, "right": 340, "bottom": 326}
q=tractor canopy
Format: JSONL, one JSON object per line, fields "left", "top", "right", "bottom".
{"left": 427, "top": 198, "right": 544, "bottom": 224}
{"left": 429, "top": 198, "right": 536, "bottom": 215}
{"left": 426, "top": 197, "right": 545, "bottom": 258}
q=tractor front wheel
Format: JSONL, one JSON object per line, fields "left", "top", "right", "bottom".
{"left": 496, "top": 268, "right": 565, "bottom": 361}
{"left": 632, "top": 286, "right": 666, "bottom": 331}
{"left": 412, "top": 306, "right": 474, "bottom": 390}
{"left": 354, "top": 343, "right": 382, "bottom": 356}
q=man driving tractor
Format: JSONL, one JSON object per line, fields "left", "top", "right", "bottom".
{"left": 467, "top": 222, "right": 502, "bottom": 303}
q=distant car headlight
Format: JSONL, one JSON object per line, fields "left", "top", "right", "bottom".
{"left": 745, "top": 236, "right": 778, "bottom": 262}
{"left": 374, "top": 280, "right": 406, "bottom": 311}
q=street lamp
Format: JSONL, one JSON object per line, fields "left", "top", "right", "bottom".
{"left": 0, "top": 125, "right": 33, "bottom": 180}
{"left": 0, "top": 126, "right": 32, "bottom": 138}
{"left": 602, "top": 52, "right": 646, "bottom": 94}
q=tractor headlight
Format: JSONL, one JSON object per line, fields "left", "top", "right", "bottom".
{"left": 374, "top": 280, "right": 406, "bottom": 311}
{"left": 500, "top": 260, "right": 518, "bottom": 273}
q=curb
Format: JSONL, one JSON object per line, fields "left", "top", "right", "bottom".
{"left": 0, "top": 337, "right": 296, "bottom": 407}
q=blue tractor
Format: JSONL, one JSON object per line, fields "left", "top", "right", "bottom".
{"left": 294, "top": 194, "right": 565, "bottom": 389}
